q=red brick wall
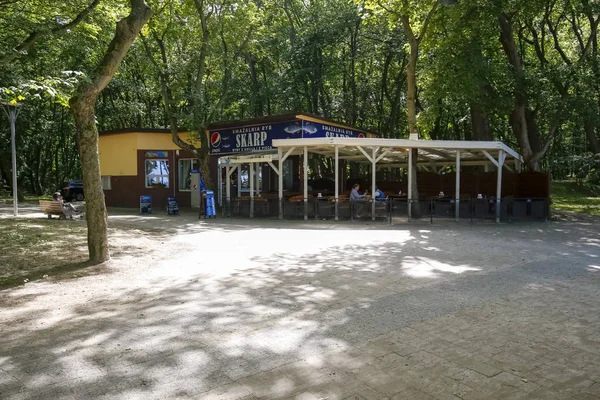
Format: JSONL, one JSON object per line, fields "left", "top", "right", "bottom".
{"left": 103, "top": 149, "right": 197, "bottom": 208}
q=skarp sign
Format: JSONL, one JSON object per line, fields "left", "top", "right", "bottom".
{"left": 209, "top": 119, "right": 366, "bottom": 154}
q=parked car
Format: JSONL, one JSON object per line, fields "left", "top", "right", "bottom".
{"left": 61, "top": 180, "right": 84, "bottom": 202}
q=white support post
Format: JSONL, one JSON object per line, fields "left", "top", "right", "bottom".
{"left": 255, "top": 163, "right": 260, "bottom": 196}
{"left": 334, "top": 145, "right": 339, "bottom": 221}
{"left": 455, "top": 150, "right": 460, "bottom": 222}
{"left": 303, "top": 146, "right": 308, "bottom": 221}
{"left": 249, "top": 162, "right": 254, "bottom": 218}
{"left": 225, "top": 166, "right": 232, "bottom": 212}
{"left": 217, "top": 164, "right": 222, "bottom": 207}
{"left": 278, "top": 148, "right": 283, "bottom": 219}
{"left": 495, "top": 150, "right": 506, "bottom": 223}
{"left": 237, "top": 165, "right": 242, "bottom": 197}
{"left": 372, "top": 147, "right": 377, "bottom": 221}
{"left": 408, "top": 148, "right": 413, "bottom": 219}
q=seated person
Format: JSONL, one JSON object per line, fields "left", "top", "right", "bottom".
{"left": 375, "top": 187, "right": 386, "bottom": 201}
{"left": 350, "top": 183, "right": 371, "bottom": 218}
{"left": 350, "top": 183, "right": 365, "bottom": 200}
{"left": 53, "top": 192, "right": 80, "bottom": 218}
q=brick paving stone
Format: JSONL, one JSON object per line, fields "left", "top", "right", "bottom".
{"left": 341, "top": 383, "right": 388, "bottom": 400}
{"left": 197, "top": 382, "right": 255, "bottom": 400}
{"left": 236, "top": 370, "right": 300, "bottom": 399}
{"left": 390, "top": 387, "right": 437, "bottom": 400}
{"left": 585, "top": 383, "right": 600, "bottom": 396}
{"left": 2, "top": 218, "right": 600, "bottom": 399}
{"left": 362, "top": 373, "right": 410, "bottom": 397}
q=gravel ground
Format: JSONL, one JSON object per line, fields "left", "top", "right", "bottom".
{"left": 0, "top": 206, "right": 599, "bottom": 399}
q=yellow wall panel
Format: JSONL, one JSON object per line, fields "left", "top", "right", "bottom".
{"left": 99, "top": 132, "right": 199, "bottom": 176}
{"left": 99, "top": 134, "right": 138, "bottom": 176}
{"left": 135, "top": 132, "right": 199, "bottom": 150}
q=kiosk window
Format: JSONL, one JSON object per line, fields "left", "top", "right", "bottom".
{"left": 178, "top": 159, "right": 198, "bottom": 191}
{"left": 145, "top": 159, "right": 169, "bottom": 188}
{"left": 282, "top": 159, "right": 293, "bottom": 190}
{"left": 239, "top": 164, "right": 262, "bottom": 192}
{"left": 101, "top": 176, "right": 111, "bottom": 190}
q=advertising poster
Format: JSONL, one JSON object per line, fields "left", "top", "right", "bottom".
{"left": 209, "top": 119, "right": 367, "bottom": 154}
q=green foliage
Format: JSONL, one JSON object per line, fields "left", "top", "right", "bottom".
{"left": 1, "top": 0, "right": 600, "bottom": 194}
{"left": 0, "top": 72, "right": 83, "bottom": 106}
{"left": 552, "top": 180, "right": 600, "bottom": 216}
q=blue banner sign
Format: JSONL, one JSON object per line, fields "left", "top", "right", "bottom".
{"left": 209, "top": 119, "right": 367, "bottom": 154}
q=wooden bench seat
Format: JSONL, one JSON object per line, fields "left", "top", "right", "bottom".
{"left": 39, "top": 200, "right": 66, "bottom": 219}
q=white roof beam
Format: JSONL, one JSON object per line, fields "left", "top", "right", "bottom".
{"left": 271, "top": 138, "right": 523, "bottom": 162}
{"left": 420, "top": 148, "right": 454, "bottom": 161}
{"left": 482, "top": 150, "right": 499, "bottom": 167}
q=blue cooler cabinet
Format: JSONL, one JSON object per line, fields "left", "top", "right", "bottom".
{"left": 204, "top": 190, "right": 216, "bottom": 218}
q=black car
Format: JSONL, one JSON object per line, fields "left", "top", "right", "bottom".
{"left": 61, "top": 180, "right": 84, "bottom": 202}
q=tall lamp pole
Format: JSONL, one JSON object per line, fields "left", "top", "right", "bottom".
{"left": 1, "top": 102, "right": 22, "bottom": 217}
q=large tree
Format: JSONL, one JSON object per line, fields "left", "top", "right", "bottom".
{"left": 142, "top": 0, "right": 254, "bottom": 190}
{"left": 368, "top": 0, "right": 441, "bottom": 215}
{"left": 70, "top": 0, "right": 152, "bottom": 263}
{"left": 497, "top": 0, "right": 600, "bottom": 170}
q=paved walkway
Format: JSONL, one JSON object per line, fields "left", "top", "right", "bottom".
{"left": 1, "top": 211, "right": 599, "bottom": 399}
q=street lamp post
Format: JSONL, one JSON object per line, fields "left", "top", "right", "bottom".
{"left": 1, "top": 102, "right": 22, "bottom": 217}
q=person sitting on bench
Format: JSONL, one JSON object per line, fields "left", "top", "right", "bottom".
{"left": 375, "top": 186, "right": 386, "bottom": 201}
{"left": 350, "top": 183, "right": 370, "bottom": 218}
{"left": 350, "top": 183, "right": 365, "bottom": 201}
{"left": 53, "top": 192, "right": 80, "bottom": 218}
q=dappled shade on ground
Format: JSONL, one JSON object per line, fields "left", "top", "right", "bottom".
{"left": 1, "top": 208, "right": 600, "bottom": 398}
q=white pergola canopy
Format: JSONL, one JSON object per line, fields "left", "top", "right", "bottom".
{"left": 271, "top": 138, "right": 523, "bottom": 169}
{"left": 218, "top": 138, "right": 524, "bottom": 223}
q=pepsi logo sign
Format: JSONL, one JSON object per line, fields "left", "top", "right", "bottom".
{"left": 358, "top": 133, "right": 365, "bottom": 138}
{"left": 211, "top": 132, "right": 221, "bottom": 147}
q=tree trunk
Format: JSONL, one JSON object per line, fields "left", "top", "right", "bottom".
{"left": 525, "top": 108, "right": 542, "bottom": 155}
{"left": 470, "top": 103, "right": 492, "bottom": 141}
{"left": 69, "top": 0, "right": 152, "bottom": 264}
{"left": 585, "top": 119, "right": 600, "bottom": 154}
{"left": 350, "top": 31, "right": 358, "bottom": 125}
{"left": 406, "top": 39, "right": 420, "bottom": 217}
{"left": 399, "top": 1, "right": 440, "bottom": 218}
{"left": 406, "top": 43, "right": 418, "bottom": 138}
{"left": 509, "top": 105, "right": 537, "bottom": 169}
{"left": 71, "top": 97, "right": 109, "bottom": 262}
{"left": 246, "top": 53, "right": 263, "bottom": 116}
{"left": 499, "top": 12, "right": 537, "bottom": 170}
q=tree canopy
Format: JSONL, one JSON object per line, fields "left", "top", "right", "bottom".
{"left": 2, "top": 0, "right": 600, "bottom": 197}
